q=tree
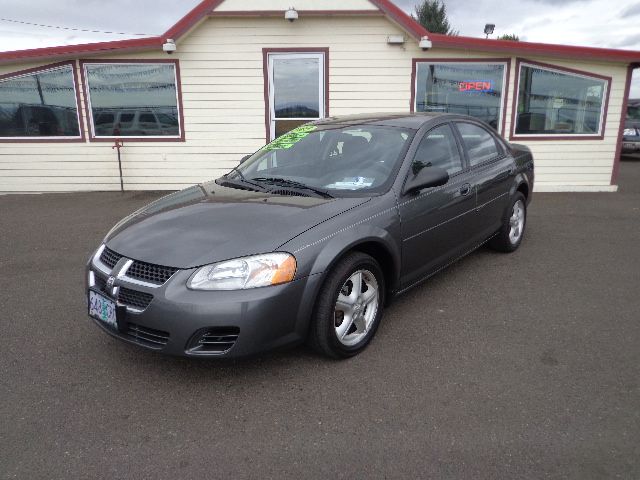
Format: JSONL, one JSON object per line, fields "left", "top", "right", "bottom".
{"left": 497, "top": 33, "right": 520, "bottom": 41}
{"left": 413, "top": 0, "right": 458, "bottom": 35}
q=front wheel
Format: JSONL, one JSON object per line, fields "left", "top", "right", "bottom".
{"left": 308, "top": 252, "right": 385, "bottom": 359}
{"left": 489, "top": 192, "right": 527, "bottom": 252}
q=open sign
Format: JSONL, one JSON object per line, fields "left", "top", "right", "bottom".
{"left": 459, "top": 81, "right": 493, "bottom": 92}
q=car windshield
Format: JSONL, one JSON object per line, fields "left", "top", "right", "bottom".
{"left": 225, "top": 124, "right": 415, "bottom": 196}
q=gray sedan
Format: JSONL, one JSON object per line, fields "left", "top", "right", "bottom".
{"left": 86, "top": 113, "right": 534, "bottom": 358}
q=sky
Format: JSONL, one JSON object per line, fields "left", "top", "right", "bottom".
{"left": 0, "top": 0, "right": 638, "bottom": 96}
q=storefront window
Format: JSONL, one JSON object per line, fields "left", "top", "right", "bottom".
{"left": 514, "top": 63, "right": 608, "bottom": 137}
{"left": 414, "top": 62, "right": 507, "bottom": 131}
{"left": 83, "top": 62, "right": 181, "bottom": 138}
{"left": 0, "top": 63, "right": 81, "bottom": 139}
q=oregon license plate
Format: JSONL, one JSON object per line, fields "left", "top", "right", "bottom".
{"left": 88, "top": 290, "right": 118, "bottom": 329}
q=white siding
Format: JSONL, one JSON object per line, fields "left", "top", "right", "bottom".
{"left": 0, "top": 13, "right": 630, "bottom": 192}
{"left": 216, "top": 0, "right": 379, "bottom": 10}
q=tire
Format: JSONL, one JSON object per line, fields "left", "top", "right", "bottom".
{"left": 489, "top": 192, "right": 527, "bottom": 253}
{"left": 308, "top": 252, "right": 385, "bottom": 359}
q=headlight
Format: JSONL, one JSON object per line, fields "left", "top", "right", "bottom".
{"left": 187, "top": 253, "right": 296, "bottom": 291}
{"left": 623, "top": 128, "right": 638, "bottom": 136}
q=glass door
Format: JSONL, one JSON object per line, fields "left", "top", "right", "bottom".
{"left": 267, "top": 53, "right": 325, "bottom": 141}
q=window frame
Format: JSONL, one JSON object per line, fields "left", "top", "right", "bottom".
{"left": 410, "top": 58, "right": 511, "bottom": 136}
{"left": 79, "top": 59, "right": 185, "bottom": 142}
{"left": 454, "top": 120, "right": 504, "bottom": 168}
{"left": 0, "top": 61, "right": 85, "bottom": 143}
{"left": 262, "top": 48, "right": 329, "bottom": 143}
{"left": 411, "top": 122, "right": 465, "bottom": 176}
{"left": 510, "top": 58, "right": 612, "bottom": 141}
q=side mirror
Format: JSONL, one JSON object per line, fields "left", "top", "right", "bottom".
{"left": 404, "top": 165, "right": 449, "bottom": 194}
{"left": 239, "top": 154, "right": 251, "bottom": 164}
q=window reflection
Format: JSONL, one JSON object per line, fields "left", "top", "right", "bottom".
{"left": 0, "top": 65, "right": 80, "bottom": 138}
{"left": 415, "top": 63, "right": 506, "bottom": 130}
{"left": 515, "top": 64, "right": 606, "bottom": 136}
{"left": 273, "top": 57, "right": 320, "bottom": 119}
{"left": 85, "top": 63, "right": 180, "bottom": 138}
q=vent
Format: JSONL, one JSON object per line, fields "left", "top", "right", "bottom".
{"left": 100, "top": 247, "right": 122, "bottom": 270}
{"left": 270, "top": 189, "right": 310, "bottom": 197}
{"left": 127, "top": 260, "right": 178, "bottom": 285}
{"left": 125, "top": 322, "right": 170, "bottom": 347}
{"left": 188, "top": 327, "right": 240, "bottom": 354}
{"left": 118, "top": 287, "right": 153, "bottom": 310}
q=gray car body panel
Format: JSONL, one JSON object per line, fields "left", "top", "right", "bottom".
{"left": 88, "top": 113, "right": 534, "bottom": 357}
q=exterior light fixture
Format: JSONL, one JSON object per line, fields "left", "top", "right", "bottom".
{"left": 484, "top": 24, "right": 495, "bottom": 38}
{"left": 387, "top": 35, "right": 406, "bottom": 45}
{"left": 163, "top": 38, "right": 176, "bottom": 54}
{"left": 285, "top": 7, "right": 298, "bottom": 22}
{"left": 419, "top": 36, "right": 432, "bottom": 50}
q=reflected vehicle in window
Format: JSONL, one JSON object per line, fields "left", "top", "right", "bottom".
{"left": 622, "top": 99, "right": 640, "bottom": 153}
{"left": 93, "top": 108, "right": 179, "bottom": 136}
{"left": 86, "top": 113, "right": 534, "bottom": 359}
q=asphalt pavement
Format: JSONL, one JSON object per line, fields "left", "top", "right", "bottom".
{"left": 1, "top": 159, "right": 639, "bottom": 479}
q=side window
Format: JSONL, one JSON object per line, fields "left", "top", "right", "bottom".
{"left": 456, "top": 122, "right": 500, "bottom": 166}
{"left": 413, "top": 124, "right": 463, "bottom": 175}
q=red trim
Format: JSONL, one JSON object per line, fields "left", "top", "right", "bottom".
{"left": 410, "top": 58, "right": 511, "bottom": 136}
{"left": 0, "top": 37, "right": 162, "bottom": 65}
{"left": 369, "top": 0, "right": 427, "bottom": 41}
{"left": 262, "top": 48, "right": 330, "bottom": 143}
{"left": 427, "top": 33, "right": 640, "bottom": 64}
{"left": 509, "top": 58, "right": 612, "bottom": 141}
{"left": 611, "top": 64, "right": 637, "bottom": 185}
{"left": 210, "top": 10, "right": 384, "bottom": 17}
{"left": 0, "top": 60, "right": 86, "bottom": 143}
{"left": 164, "top": 0, "right": 224, "bottom": 39}
{"left": 78, "top": 59, "right": 185, "bottom": 143}
{"left": 1, "top": 0, "right": 640, "bottom": 65}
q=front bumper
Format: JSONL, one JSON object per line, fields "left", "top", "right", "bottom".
{"left": 86, "top": 257, "right": 323, "bottom": 358}
{"left": 622, "top": 140, "right": 640, "bottom": 153}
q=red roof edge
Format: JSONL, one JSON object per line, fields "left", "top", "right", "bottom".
{"left": 0, "top": 36, "right": 162, "bottom": 64}
{"left": 369, "top": 0, "right": 428, "bottom": 40}
{"left": 428, "top": 33, "right": 640, "bottom": 63}
{"left": 163, "top": 0, "right": 225, "bottom": 40}
{"left": 1, "top": 0, "right": 639, "bottom": 65}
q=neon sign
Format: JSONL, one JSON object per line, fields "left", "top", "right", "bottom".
{"left": 459, "top": 81, "right": 493, "bottom": 92}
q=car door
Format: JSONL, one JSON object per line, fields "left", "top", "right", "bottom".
{"left": 398, "top": 123, "right": 478, "bottom": 289}
{"left": 454, "top": 122, "right": 515, "bottom": 240}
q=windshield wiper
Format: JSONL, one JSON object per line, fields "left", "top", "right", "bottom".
{"left": 251, "top": 177, "right": 334, "bottom": 198}
{"left": 216, "top": 168, "right": 268, "bottom": 192}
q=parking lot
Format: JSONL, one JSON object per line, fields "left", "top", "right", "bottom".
{"left": 1, "top": 158, "right": 639, "bottom": 479}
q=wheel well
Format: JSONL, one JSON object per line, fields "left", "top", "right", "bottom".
{"left": 517, "top": 182, "right": 529, "bottom": 199}
{"left": 349, "top": 241, "right": 397, "bottom": 296}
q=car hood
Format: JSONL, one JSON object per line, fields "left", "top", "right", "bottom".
{"left": 104, "top": 181, "right": 370, "bottom": 268}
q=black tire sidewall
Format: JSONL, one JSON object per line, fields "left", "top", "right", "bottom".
{"left": 316, "top": 253, "right": 385, "bottom": 357}
{"left": 507, "top": 193, "right": 527, "bottom": 249}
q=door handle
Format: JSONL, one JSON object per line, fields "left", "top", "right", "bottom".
{"left": 459, "top": 183, "right": 472, "bottom": 196}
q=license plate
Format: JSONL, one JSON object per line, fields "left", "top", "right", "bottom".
{"left": 88, "top": 290, "right": 118, "bottom": 329}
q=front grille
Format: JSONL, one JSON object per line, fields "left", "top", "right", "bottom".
{"left": 118, "top": 287, "right": 153, "bottom": 310}
{"left": 94, "top": 274, "right": 107, "bottom": 293}
{"left": 125, "top": 322, "right": 170, "bottom": 347}
{"left": 127, "top": 260, "right": 178, "bottom": 285}
{"left": 188, "top": 327, "right": 240, "bottom": 354}
{"left": 100, "top": 247, "right": 122, "bottom": 269}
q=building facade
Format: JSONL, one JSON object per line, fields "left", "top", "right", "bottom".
{"left": 0, "top": 0, "right": 638, "bottom": 192}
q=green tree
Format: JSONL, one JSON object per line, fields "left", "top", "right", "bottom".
{"left": 497, "top": 33, "right": 520, "bottom": 41}
{"left": 413, "top": 0, "right": 458, "bottom": 35}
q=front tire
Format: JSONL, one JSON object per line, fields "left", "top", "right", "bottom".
{"left": 309, "top": 252, "right": 385, "bottom": 359}
{"left": 489, "top": 192, "right": 527, "bottom": 253}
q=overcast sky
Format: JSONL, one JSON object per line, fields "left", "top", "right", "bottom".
{"left": 1, "top": 0, "right": 638, "bottom": 96}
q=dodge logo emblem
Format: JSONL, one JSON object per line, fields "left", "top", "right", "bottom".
{"left": 106, "top": 276, "right": 116, "bottom": 288}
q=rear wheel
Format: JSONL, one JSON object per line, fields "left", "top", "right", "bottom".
{"left": 489, "top": 192, "right": 527, "bottom": 252}
{"left": 309, "top": 252, "right": 385, "bottom": 358}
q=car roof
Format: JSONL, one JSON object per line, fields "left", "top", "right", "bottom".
{"left": 314, "top": 112, "right": 479, "bottom": 129}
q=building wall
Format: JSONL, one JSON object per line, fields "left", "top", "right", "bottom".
{"left": 0, "top": 14, "right": 630, "bottom": 192}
